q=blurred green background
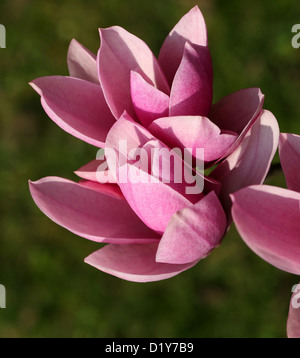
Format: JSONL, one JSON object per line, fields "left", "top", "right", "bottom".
{"left": 0, "top": 0, "right": 300, "bottom": 338}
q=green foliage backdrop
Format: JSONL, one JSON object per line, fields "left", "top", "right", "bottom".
{"left": 0, "top": 0, "right": 299, "bottom": 337}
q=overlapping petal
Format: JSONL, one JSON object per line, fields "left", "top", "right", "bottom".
{"left": 98, "top": 26, "right": 170, "bottom": 119}
{"left": 84, "top": 243, "right": 199, "bottom": 283}
{"left": 231, "top": 185, "right": 300, "bottom": 275}
{"left": 156, "top": 191, "right": 226, "bottom": 264}
{"left": 159, "top": 6, "right": 208, "bottom": 85}
{"left": 130, "top": 71, "right": 169, "bottom": 127}
{"left": 78, "top": 180, "right": 123, "bottom": 200}
{"left": 169, "top": 42, "right": 213, "bottom": 117}
{"left": 117, "top": 164, "right": 193, "bottom": 234}
{"left": 75, "top": 158, "right": 117, "bottom": 184}
{"left": 210, "top": 87, "right": 265, "bottom": 160}
{"left": 148, "top": 115, "right": 237, "bottom": 163}
{"left": 105, "top": 114, "right": 205, "bottom": 233}
{"left": 67, "top": 39, "right": 98, "bottom": 83}
{"left": 279, "top": 133, "right": 300, "bottom": 193}
{"left": 29, "top": 177, "right": 159, "bottom": 244}
{"left": 105, "top": 111, "right": 207, "bottom": 192}
{"left": 104, "top": 111, "right": 154, "bottom": 177}
{"left": 211, "top": 110, "right": 279, "bottom": 216}
{"left": 30, "top": 76, "right": 115, "bottom": 147}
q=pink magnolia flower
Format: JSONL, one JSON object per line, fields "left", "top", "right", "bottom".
{"left": 29, "top": 6, "right": 279, "bottom": 282}
{"left": 231, "top": 133, "right": 300, "bottom": 337}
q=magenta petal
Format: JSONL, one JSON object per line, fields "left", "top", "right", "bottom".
{"left": 78, "top": 180, "right": 124, "bottom": 200}
{"left": 287, "top": 283, "right": 300, "bottom": 338}
{"left": 105, "top": 111, "right": 154, "bottom": 178}
{"left": 210, "top": 88, "right": 264, "bottom": 134}
{"left": 75, "top": 158, "right": 117, "bottom": 184}
{"left": 231, "top": 185, "right": 300, "bottom": 275}
{"left": 104, "top": 111, "right": 155, "bottom": 184}
{"left": 156, "top": 191, "right": 227, "bottom": 264}
{"left": 106, "top": 111, "right": 154, "bottom": 151}
{"left": 158, "top": 6, "right": 208, "bottom": 85}
{"left": 98, "top": 26, "right": 170, "bottom": 119}
{"left": 105, "top": 114, "right": 204, "bottom": 232}
{"left": 279, "top": 133, "right": 300, "bottom": 193}
{"left": 29, "top": 177, "right": 159, "bottom": 244}
{"left": 169, "top": 43, "right": 213, "bottom": 117}
{"left": 84, "top": 243, "right": 199, "bottom": 282}
{"left": 140, "top": 139, "right": 205, "bottom": 203}
{"left": 211, "top": 110, "right": 279, "bottom": 216}
{"left": 130, "top": 71, "right": 169, "bottom": 127}
{"left": 67, "top": 39, "right": 98, "bottom": 83}
{"left": 30, "top": 76, "right": 115, "bottom": 147}
{"left": 148, "top": 115, "right": 237, "bottom": 162}
{"left": 117, "top": 164, "right": 192, "bottom": 234}
{"left": 210, "top": 88, "right": 265, "bottom": 160}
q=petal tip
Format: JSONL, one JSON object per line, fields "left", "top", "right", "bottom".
{"left": 29, "top": 80, "right": 41, "bottom": 95}
{"left": 191, "top": 4, "right": 200, "bottom": 11}
{"left": 28, "top": 178, "right": 38, "bottom": 187}
{"left": 68, "top": 38, "right": 78, "bottom": 47}
{"left": 279, "top": 132, "right": 288, "bottom": 142}
{"left": 229, "top": 193, "right": 236, "bottom": 203}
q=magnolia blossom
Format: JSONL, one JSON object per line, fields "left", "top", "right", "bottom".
{"left": 231, "top": 133, "right": 300, "bottom": 337}
{"left": 29, "top": 6, "right": 279, "bottom": 282}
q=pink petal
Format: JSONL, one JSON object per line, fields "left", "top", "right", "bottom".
{"left": 98, "top": 26, "right": 170, "bottom": 119}
{"left": 209, "top": 88, "right": 265, "bottom": 160}
{"left": 75, "top": 158, "right": 117, "bottom": 184}
{"left": 279, "top": 133, "right": 300, "bottom": 193}
{"left": 78, "top": 180, "right": 124, "bottom": 200}
{"left": 148, "top": 115, "right": 237, "bottom": 163}
{"left": 169, "top": 42, "right": 213, "bottom": 117}
{"left": 84, "top": 243, "right": 199, "bottom": 282}
{"left": 117, "top": 164, "right": 192, "bottom": 234}
{"left": 105, "top": 110, "right": 202, "bottom": 186}
{"left": 156, "top": 191, "right": 227, "bottom": 264}
{"left": 67, "top": 39, "right": 98, "bottom": 83}
{"left": 142, "top": 135, "right": 220, "bottom": 199}
{"left": 105, "top": 114, "right": 206, "bottom": 233}
{"left": 159, "top": 6, "right": 208, "bottom": 85}
{"left": 130, "top": 71, "right": 169, "bottom": 127}
{"left": 210, "top": 88, "right": 264, "bottom": 134}
{"left": 105, "top": 111, "right": 154, "bottom": 180}
{"left": 30, "top": 76, "right": 115, "bottom": 147}
{"left": 287, "top": 283, "right": 300, "bottom": 338}
{"left": 231, "top": 185, "right": 300, "bottom": 275}
{"left": 140, "top": 139, "right": 205, "bottom": 202}
{"left": 211, "top": 110, "right": 279, "bottom": 216}
{"left": 29, "top": 177, "right": 159, "bottom": 244}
